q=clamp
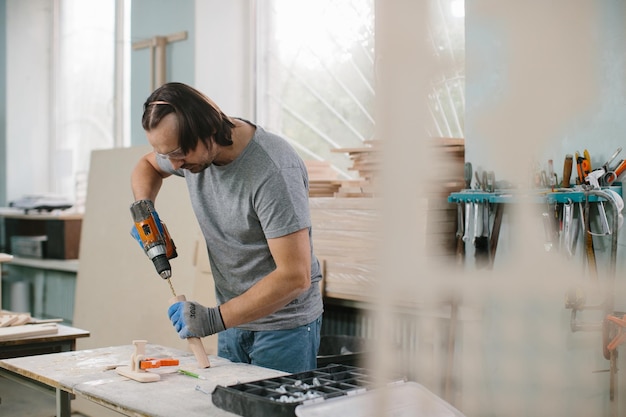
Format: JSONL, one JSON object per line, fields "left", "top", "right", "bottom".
{"left": 603, "top": 313, "right": 626, "bottom": 360}
{"left": 116, "top": 340, "right": 179, "bottom": 382}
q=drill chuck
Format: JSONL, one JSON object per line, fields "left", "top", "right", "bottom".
{"left": 152, "top": 254, "right": 172, "bottom": 279}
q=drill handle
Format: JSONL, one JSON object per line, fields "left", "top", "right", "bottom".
{"left": 160, "top": 221, "right": 178, "bottom": 260}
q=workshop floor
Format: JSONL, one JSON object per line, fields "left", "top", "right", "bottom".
{"left": 0, "top": 375, "right": 89, "bottom": 417}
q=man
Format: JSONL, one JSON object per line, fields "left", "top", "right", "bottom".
{"left": 131, "top": 82, "right": 323, "bottom": 373}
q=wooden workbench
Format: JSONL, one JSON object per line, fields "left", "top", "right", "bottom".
{"left": 0, "top": 344, "right": 286, "bottom": 417}
{"left": 0, "top": 323, "right": 89, "bottom": 359}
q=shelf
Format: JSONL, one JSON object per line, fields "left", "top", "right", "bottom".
{"left": 5, "top": 257, "right": 79, "bottom": 273}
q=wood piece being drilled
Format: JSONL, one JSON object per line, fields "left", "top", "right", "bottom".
{"left": 169, "top": 294, "right": 211, "bottom": 368}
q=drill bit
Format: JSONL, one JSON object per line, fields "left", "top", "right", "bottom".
{"left": 166, "top": 278, "right": 176, "bottom": 297}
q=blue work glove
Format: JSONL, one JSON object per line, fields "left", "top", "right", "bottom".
{"left": 130, "top": 226, "right": 145, "bottom": 251}
{"left": 168, "top": 301, "right": 226, "bottom": 339}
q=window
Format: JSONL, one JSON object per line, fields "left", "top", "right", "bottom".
{"left": 428, "top": 0, "right": 465, "bottom": 139}
{"left": 53, "top": 0, "right": 117, "bottom": 210}
{"left": 256, "top": 0, "right": 375, "bottom": 178}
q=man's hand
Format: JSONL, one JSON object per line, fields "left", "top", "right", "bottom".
{"left": 168, "top": 301, "right": 226, "bottom": 339}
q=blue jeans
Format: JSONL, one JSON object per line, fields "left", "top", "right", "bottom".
{"left": 218, "top": 315, "right": 322, "bottom": 373}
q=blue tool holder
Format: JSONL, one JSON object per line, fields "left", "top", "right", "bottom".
{"left": 448, "top": 183, "right": 623, "bottom": 205}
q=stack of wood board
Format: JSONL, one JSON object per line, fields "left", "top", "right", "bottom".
{"left": 424, "top": 138, "right": 465, "bottom": 261}
{"left": 310, "top": 197, "right": 378, "bottom": 302}
{"left": 309, "top": 138, "right": 465, "bottom": 302}
{"left": 0, "top": 311, "right": 58, "bottom": 341}
{"left": 333, "top": 144, "right": 381, "bottom": 181}
{"left": 305, "top": 160, "right": 343, "bottom": 197}
{"left": 331, "top": 141, "right": 381, "bottom": 198}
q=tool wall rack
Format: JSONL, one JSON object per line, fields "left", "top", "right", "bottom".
{"left": 446, "top": 184, "right": 623, "bottom": 270}
{"left": 450, "top": 185, "right": 625, "bottom": 416}
{"left": 447, "top": 184, "right": 622, "bottom": 205}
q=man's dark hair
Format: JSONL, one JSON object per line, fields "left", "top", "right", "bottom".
{"left": 142, "top": 82, "right": 235, "bottom": 155}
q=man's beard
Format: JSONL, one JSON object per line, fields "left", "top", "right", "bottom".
{"left": 183, "top": 163, "right": 210, "bottom": 173}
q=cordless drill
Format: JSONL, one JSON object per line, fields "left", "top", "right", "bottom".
{"left": 130, "top": 199, "right": 178, "bottom": 279}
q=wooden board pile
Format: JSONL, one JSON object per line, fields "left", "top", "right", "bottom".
{"left": 305, "top": 142, "right": 381, "bottom": 198}
{"left": 424, "top": 138, "right": 465, "bottom": 260}
{"left": 0, "top": 311, "right": 59, "bottom": 341}
{"left": 309, "top": 138, "right": 465, "bottom": 302}
{"left": 305, "top": 160, "right": 343, "bottom": 198}
{"left": 330, "top": 141, "right": 381, "bottom": 198}
{"left": 310, "top": 197, "right": 378, "bottom": 302}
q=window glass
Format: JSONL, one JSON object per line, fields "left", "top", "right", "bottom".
{"left": 54, "top": 0, "right": 115, "bottom": 208}
{"left": 428, "top": 0, "right": 465, "bottom": 139}
{"left": 256, "top": 0, "right": 375, "bottom": 178}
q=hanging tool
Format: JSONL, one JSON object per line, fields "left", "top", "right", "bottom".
{"left": 455, "top": 202, "right": 465, "bottom": 263}
{"left": 602, "top": 147, "right": 622, "bottom": 172}
{"left": 462, "top": 200, "right": 473, "bottom": 243}
{"left": 489, "top": 203, "right": 504, "bottom": 268}
{"left": 459, "top": 162, "right": 473, "bottom": 257}
{"left": 562, "top": 154, "right": 573, "bottom": 188}
{"left": 603, "top": 159, "right": 626, "bottom": 186}
{"left": 474, "top": 171, "right": 483, "bottom": 190}
{"left": 586, "top": 169, "right": 612, "bottom": 235}
{"left": 548, "top": 159, "right": 556, "bottom": 191}
{"left": 473, "top": 198, "right": 488, "bottom": 268}
{"left": 575, "top": 151, "right": 582, "bottom": 184}
{"left": 562, "top": 199, "right": 574, "bottom": 257}
{"left": 464, "top": 162, "right": 473, "bottom": 189}
{"left": 542, "top": 212, "right": 555, "bottom": 252}
{"left": 582, "top": 198, "right": 598, "bottom": 281}
{"left": 604, "top": 313, "right": 626, "bottom": 356}
{"left": 486, "top": 171, "right": 495, "bottom": 192}
{"left": 584, "top": 149, "right": 592, "bottom": 171}
{"left": 576, "top": 151, "right": 592, "bottom": 185}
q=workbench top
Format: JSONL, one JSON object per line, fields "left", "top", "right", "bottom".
{"left": 0, "top": 344, "right": 286, "bottom": 417}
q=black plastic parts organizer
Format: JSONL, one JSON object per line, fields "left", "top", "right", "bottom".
{"left": 211, "top": 364, "right": 405, "bottom": 417}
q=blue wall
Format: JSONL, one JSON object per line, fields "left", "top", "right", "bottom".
{"left": 130, "top": 0, "right": 195, "bottom": 146}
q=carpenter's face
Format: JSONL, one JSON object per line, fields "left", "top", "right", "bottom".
{"left": 147, "top": 113, "right": 216, "bottom": 173}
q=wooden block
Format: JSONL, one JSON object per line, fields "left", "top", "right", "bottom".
{"left": 169, "top": 295, "right": 211, "bottom": 369}
{"left": 115, "top": 365, "right": 160, "bottom": 383}
{"left": 0, "top": 323, "right": 58, "bottom": 341}
{"left": 0, "top": 315, "right": 18, "bottom": 327}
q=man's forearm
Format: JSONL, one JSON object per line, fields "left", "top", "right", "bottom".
{"left": 131, "top": 155, "right": 165, "bottom": 201}
{"left": 220, "top": 268, "right": 310, "bottom": 328}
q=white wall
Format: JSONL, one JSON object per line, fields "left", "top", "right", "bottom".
{"left": 194, "top": 0, "right": 255, "bottom": 119}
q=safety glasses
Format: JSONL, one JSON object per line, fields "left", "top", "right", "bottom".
{"left": 155, "top": 146, "right": 186, "bottom": 160}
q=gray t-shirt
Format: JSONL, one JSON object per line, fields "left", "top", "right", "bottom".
{"left": 158, "top": 122, "right": 323, "bottom": 331}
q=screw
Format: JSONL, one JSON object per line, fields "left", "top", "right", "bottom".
{"left": 195, "top": 384, "right": 210, "bottom": 394}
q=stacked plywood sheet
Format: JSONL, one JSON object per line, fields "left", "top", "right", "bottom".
{"left": 305, "top": 161, "right": 343, "bottom": 197}
{"left": 310, "top": 197, "right": 378, "bottom": 302}
{"left": 331, "top": 141, "right": 381, "bottom": 198}
{"left": 309, "top": 138, "right": 465, "bottom": 302}
{"left": 424, "top": 138, "right": 465, "bottom": 260}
